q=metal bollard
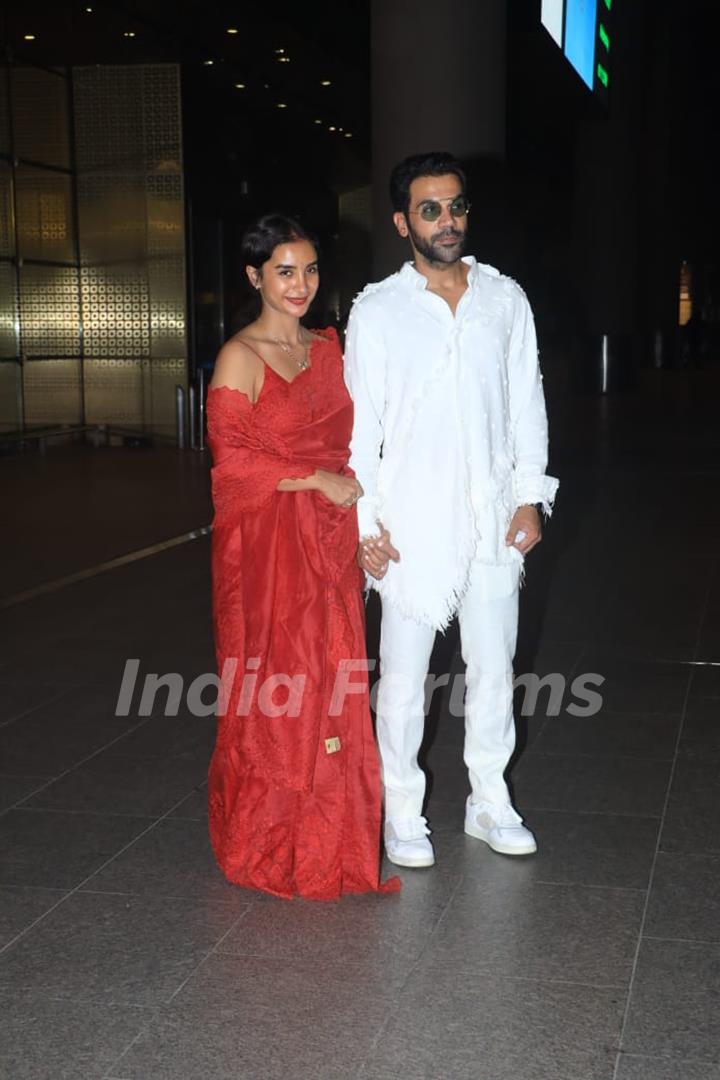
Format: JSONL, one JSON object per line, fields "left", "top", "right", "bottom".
{"left": 188, "top": 383, "right": 197, "bottom": 450}
{"left": 175, "top": 385, "right": 186, "bottom": 448}
{"left": 198, "top": 368, "right": 206, "bottom": 451}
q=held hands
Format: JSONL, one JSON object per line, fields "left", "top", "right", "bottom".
{"left": 357, "top": 524, "right": 401, "bottom": 580}
{"left": 314, "top": 469, "right": 363, "bottom": 509}
{"left": 505, "top": 504, "right": 542, "bottom": 555}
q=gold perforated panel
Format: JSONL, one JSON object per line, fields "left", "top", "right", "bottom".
{"left": 11, "top": 68, "right": 70, "bottom": 169}
{"left": 0, "top": 262, "right": 18, "bottom": 359}
{"left": 1, "top": 63, "right": 186, "bottom": 435}
{"left": 16, "top": 166, "right": 75, "bottom": 264}
{"left": 19, "top": 265, "right": 80, "bottom": 358}
{"left": 81, "top": 266, "right": 150, "bottom": 358}
{"left": 74, "top": 64, "right": 187, "bottom": 432}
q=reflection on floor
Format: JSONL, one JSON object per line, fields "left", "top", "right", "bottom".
{"left": 1, "top": 365, "right": 719, "bottom": 1079}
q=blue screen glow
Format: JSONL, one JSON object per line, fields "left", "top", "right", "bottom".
{"left": 564, "top": 0, "right": 598, "bottom": 89}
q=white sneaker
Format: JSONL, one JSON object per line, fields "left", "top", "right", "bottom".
{"left": 464, "top": 797, "right": 537, "bottom": 856}
{"left": 384, "top": 816, "right": 435, "bottom": 868}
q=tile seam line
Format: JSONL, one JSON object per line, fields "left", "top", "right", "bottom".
{"left": 0, "top": 525, "right": 213, "bottom": 609}
{"left": 354, "top": 868, "right": 466, "bottom": 1076}
{"left": 611, "top": 563, "right": 714, "bottom": 1078}
{"left": 0, "top": 786, "right": 213, "bottom": 954}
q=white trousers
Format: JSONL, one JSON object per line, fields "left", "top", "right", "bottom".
{"left": 376, "top": 561, "right": 520, "bottom": 819}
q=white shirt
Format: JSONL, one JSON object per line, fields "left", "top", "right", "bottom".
{"left": 344, "top": 256, "right": 559, "bottom": 631}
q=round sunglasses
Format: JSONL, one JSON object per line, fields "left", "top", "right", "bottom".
{"left": 407, "top": 195, "right": 471, "bottom": 222}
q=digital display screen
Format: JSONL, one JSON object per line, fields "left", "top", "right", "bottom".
{"left": 541, "top": 0, "right": 611, "bottom": 95}
{"left": 564, "top": 0, "right": 598, "bottom": 89}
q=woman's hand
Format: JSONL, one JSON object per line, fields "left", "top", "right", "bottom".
{"left": 314, "top": 470, "right": 363, "bottom": 508}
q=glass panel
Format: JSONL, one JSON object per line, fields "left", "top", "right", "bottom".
{"left": 23, "top": 358, "right": 82, "bottom": 426}
{"left": 11, "top": 67, "right": 70, "bottom": 168}
{"left": 149, "top": 255, "right": 186, "bottom": 359}
{"left": 0, "top": 161, "right": 14, "bottom": 258}
{"left": 150, "top": 357, "right": 186, "bottom": 438}
{"left": 16, "top": 166, "right": 76, "bottom": 263}
{"left": 84, "top": 357, "right": 148, "bottom": 428}
{"left": 0, "top": 360, "right": 21, "bottom": 432}
{"left": 0, "top": 66, "right": 11, "bottom": 157}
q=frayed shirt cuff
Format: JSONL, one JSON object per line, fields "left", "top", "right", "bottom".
{"left": 513, "top": 473, "right": 559, "bottom": 517}
{"left": 357, "top": 495, "right": 382, "bottom": 539}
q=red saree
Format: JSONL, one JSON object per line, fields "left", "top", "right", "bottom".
{"left": 206, "top": 327, "right": 399, "bottom": 900}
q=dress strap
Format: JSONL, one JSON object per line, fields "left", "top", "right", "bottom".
{"left": 237, "top": 339, "right": 268, "bottom": 366}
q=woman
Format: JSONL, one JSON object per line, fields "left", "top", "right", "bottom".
{"left": 206, "top": 214, "right": 399, "bottom": 900}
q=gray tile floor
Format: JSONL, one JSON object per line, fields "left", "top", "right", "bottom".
{"left": 1, "top": 365, "right": 720, "bottom": 1079}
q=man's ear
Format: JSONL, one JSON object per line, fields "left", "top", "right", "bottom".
{"left": 393, "top": 211, "right": 409, "bottom": 239}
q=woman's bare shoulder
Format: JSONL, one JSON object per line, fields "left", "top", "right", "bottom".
{"left": 210, "top": 335, "right": 263, "bottom": 393}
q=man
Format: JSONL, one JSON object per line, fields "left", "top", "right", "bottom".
{"left": 344, "top": 151, "right": 558, "bottom": 869}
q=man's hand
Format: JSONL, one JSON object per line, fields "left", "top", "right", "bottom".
{"left": 506, "top": 505, "right": 542, "bottom": 555}
{"left": 357, "top": 525, "right": 400, "bottom": 580}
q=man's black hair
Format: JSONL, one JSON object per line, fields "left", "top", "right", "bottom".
{"left": 389, "top": 152, "right": 467, "bottom": 215}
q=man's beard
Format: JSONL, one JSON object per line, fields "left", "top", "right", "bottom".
{"left": 409, "top": 222, "right": 467, "bottom": 266}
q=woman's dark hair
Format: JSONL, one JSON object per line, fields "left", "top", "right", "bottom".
{"left": 389, "top": 152, "right": 467, "bottom": 215}
{"left": 241, "top": 213, "right": 318, "bottom": 270}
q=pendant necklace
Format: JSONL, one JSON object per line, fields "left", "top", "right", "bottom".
{"left": 273, "top": 336, "right": 310, "bottom": 371}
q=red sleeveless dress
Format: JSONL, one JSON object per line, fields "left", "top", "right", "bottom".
{"left": 206, "top": 327, "right": 399, "bottom": 900}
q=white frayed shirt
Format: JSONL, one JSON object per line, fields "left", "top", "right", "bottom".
{"left": 343, "top": 256, "right": 559, "bottom": 631}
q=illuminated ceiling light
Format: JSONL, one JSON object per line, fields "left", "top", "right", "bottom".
{"left": 328, "top": 125, "right": 336, "bottom": 131}
{"left": 277, "top": 102, "right": 288, "bottom": 109}
{"left": 344, "top": 132, "right": 353, "bottom": 138}
{"left": 85, "top": 6, "right": 93, "bottom": 11}
{"left": 277, "top": 56, "right": 290, "bottom": 63}
{"left": 226, "top": 27, "right": 239, "bottom": 34}
{"left": 274, "top": 47, "right": 285, "bottom": 54}
{"left": 320, "top": 79, "right": 331, "bottom": 86}
{"left": 23, "top": 33, "right": 36, "bottom": 40}
{"left": 338, "top": 127, "right": 343, "bottom": 132}
{"left": 234, "top": 82, "right": 246, "bottom": 90}
{"left": 313, "top": 119, "right": 322, "bottom": 124}
{"left": 123, "top": 31, "right": 136, "bottom": 38}
{"left": 203, "top": 59, "right": 215, "bottom": 66}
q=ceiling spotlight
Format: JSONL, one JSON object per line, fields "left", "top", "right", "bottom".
{"left": 277, "top": 103, "right": 288, "bottom": 109}
{"left": 85, "top": 6, "right": 93, "bottom": 11}
{"left": 313, "top": 119, "right": 322, "bottom": 124}
{"left": 277, "top": 56, "right": 290, "bottom": 63}
{"left": 23, "top": 33, "right": 36, "bottom": 40}
{"left": 345, "top": 132, "right": 353, "bottom": 138}
{"left": 320, "top": 79, "right": 331, "bottom": 86}
{"left": 226, "top": 27, "right": 238, "bottom": 34}
{"left": 328, "top": 125, "right": 336, "bottom": 131}
{"left": 123, "top": 31, "right": 136, "bottom": 38}
{"left": 235, "top": 82, "right": 246, "bottom": 90}
{"left": 203, "top": 59, "right": 214, "bottom": 66}
{"left": 274, "top": 48, "right": 285, "bottom": 54}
